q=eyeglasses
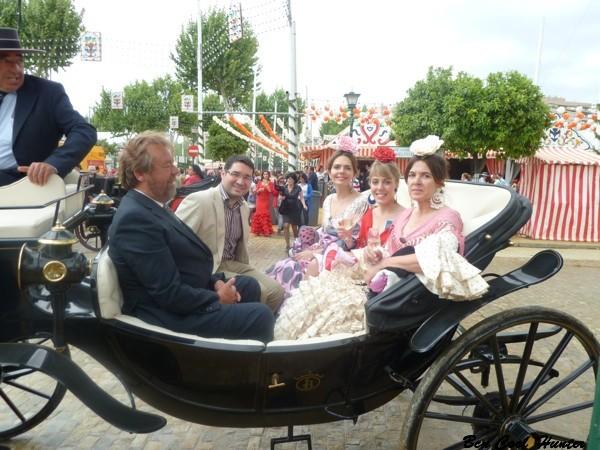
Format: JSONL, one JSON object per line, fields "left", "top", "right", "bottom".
{"left": 226, "top": 170, "right": 253, "bottom": 183}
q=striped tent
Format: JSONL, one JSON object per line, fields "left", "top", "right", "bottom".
{"left": 519, "top": 146, "right": 600, "bottom": 242}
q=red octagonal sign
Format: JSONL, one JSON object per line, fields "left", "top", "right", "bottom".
{"left": 187, "top": 145, "right": 200, "bottom": 157}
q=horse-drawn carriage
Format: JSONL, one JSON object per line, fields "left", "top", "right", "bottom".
{"left": 0, "top": 174, "right": 597, "bottom": 449}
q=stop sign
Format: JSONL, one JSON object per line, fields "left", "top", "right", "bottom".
{"left": 187, "top": 145, "right": 200, "bottom": 157}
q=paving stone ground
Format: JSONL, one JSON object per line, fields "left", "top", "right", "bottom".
{"left": 1, "top": 232, "right": 599, "bottom": 450}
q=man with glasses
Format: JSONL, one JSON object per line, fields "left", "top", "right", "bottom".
{"left": 177, "top": 154, "right": 284, "bottom": 313}
{"left": 0, "top": 28, "right": 96, "bottom": 186}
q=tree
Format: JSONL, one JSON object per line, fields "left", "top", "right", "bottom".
{"left": 392, "top": 67, "right": 455, "bottom": 146}
{"left": 92, "top": 76, "right": 183, "bottom": 138}
{"left": 0, "top": 0, "right": 84, "bottom": 77}
{"left": 171, "top": 9, "right": 259, "bottom": 108}
{"left": 391, "top": 66, "right": 549, "bottom": 166}
{"left": 205, "top": 121, "right": 248, "bottom": 162}
{"left": 483, "top": 71, "right": 549, "bottom": 159}
{"left": 319, "top": 118, "right": 349, "bottom": 137}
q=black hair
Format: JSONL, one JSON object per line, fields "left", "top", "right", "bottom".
{"left": 224, "top": 154, "right": 255, "bottom": 171}
{"left": 285, "top": 172, "right": 298, "bottom": 184}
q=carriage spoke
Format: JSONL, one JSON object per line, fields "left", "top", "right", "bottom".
{"left": 3, "top": 380, "right": 52, "bottom": 400}
{"left": 509, "top": 322, "right": 538, "bottom": 413}
{"left": 527, "top": 401, "right": 593, "bottom": 423}
{"left": 443, "top": 372, "right": 474, "bottom": 397}
{"left": 0, "top": 387, "right": 27, "bottom": 423}
{"left": 424, "top": 411, "right": 495, "bottom": 425}
{"left": 2, "top": 367, "right": 36, "bottom": 381}
{"left": 489, "top": 336, "right": 510, "bottom": 414}
{"left": 517, "top": 330, "right": 573, "bottom": 411}
{"left": 452, "top": 370, "right": 502, "bottom": 417}
{"left": 522, "top": 359, "right": 594, "bottom": 418}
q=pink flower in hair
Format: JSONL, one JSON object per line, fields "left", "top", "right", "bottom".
{"left": 337, "top": 135, "right": 358, "bottom": 154}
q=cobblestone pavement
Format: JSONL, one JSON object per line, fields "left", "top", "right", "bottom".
{"left": 1, "top": 233, "right": 599, "bottom": 450}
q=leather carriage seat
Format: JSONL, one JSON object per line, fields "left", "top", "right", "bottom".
{"left": 95, "top": 248, "right": 266, "bottom": 347}
{"left": 394, "top": 180, "right": 512, "bottom": 236}
{"left": 0, "top": 172, "right": 83, "bottom": 239}
{"left": 95, "top": 248, "right": 362, "bottom": 347}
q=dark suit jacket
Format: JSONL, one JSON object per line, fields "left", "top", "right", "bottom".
{"left": 308, "top": 171, "right": 319, "bottom": 191}
{"left": 13, "top": 75, "right": 96, "bottom": 177}
{"left": 108, "top": 190, "right": 226, "bottom": 331}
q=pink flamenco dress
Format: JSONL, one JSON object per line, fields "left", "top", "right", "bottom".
{"left": 274, "top": 206, "right": 489, "bottom": 341}
{"left": 251, "top": 181, "right": 276, "bottom": 236}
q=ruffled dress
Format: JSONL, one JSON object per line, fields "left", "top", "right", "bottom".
{"left": 274, "top": 206, "right": 489, "bottom": 341}
{"left": 265, "top": 194, "right": 367, "bottom": 296}
{"left": 251, "top": 181, "right": 275, "bottom": 236}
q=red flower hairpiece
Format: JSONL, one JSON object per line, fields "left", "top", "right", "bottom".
{"left": 373, "top": 146, "right": 396, "bottom": 163}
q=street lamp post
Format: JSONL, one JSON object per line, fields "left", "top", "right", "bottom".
{"left": 344, "top": 91, "right": 360, "bottom": 137}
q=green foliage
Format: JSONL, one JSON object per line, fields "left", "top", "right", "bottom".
{"left": 483, "top": 71, "right": 550, "bottom": 158}
{"left": 392, "top": 67, "right": 454, "bottom": 146}
{"left": 391, "top": 66, "right": 549, "bottom": 160}
{"left": 171, "top": 9, "right": 259, "bottom": 108}
{"left": 205, "top": 121, "right": 248, "bottom": 161}
{"left": 254, "top": 88, "right": 301, "bottom": 135}
{"left": 96, "top": 139, "right": 118, "bottom": 156}
{"left": 0, "top": 0, "right": 84, "bottom": 77}
{"left": 319, "top": 118, "right": 349, "bottom": 137}
{"left": 92, "top": 76, "right": 185, "bottom": 138}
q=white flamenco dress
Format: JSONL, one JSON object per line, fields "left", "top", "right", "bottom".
{"left": 274, "top": 207, "right": 489, "bottom": 341}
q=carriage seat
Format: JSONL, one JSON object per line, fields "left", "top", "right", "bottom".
{"left": 393, "top": 180, "right": 512, "bottom": 236}
{"left": 95, "top": 249, "right": 363, "bottom": 348}
{"left": 0, "top": 172, "right": 83, "bottom": 239}
{"left": 95, "top": 249, "right": 265, "bottom": 347}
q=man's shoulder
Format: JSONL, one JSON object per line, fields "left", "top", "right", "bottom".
{"left": 22, "top": 75, "right": 64, "bottom": 93}
{"left": 186, "top": 185, "right": 220, "bottom": 203}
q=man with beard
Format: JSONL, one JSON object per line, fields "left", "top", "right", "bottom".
{"left": 107, "top": 132, "right": 274, "bottom": 342}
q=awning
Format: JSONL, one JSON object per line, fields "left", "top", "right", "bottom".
{"left": 529, "top": 146, "right": 600, "bottom": 166}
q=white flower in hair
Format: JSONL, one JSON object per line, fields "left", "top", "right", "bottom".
{"left": 409, "top": 135, "right": 444, "bottom": 156}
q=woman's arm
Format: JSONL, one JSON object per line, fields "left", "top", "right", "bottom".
{"left": 298, "top": 188, "right": 308, "bottom": 209}
{"left": 364, "top": 253, "right": 422, "bottom": 283}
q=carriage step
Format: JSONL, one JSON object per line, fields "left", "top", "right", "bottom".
{"left": 410, "top": 250, "right": 563, "bottom": 353}
{"left": 0, "top": 343, "right": 166, "bottom": 433}
{"left": 271, "top": 425, "right": 312, "bottom": 450}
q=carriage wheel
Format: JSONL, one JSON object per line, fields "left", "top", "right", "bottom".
{"left": 0, "top": 333, "right": 68, "bottom": 439}
{"left": 400, "top": 306, "right": 599, "bottom": 450}
{"left": 75, "top": 221, "right": 102, "bottom": 252}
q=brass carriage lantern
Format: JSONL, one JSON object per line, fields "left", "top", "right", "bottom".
{"left": 18, "top": 221, "right": 89, "bottom": 349}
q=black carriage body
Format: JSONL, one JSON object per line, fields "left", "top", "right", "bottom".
{"left": 3, "top": 181, "right": 575, "bottom": 435}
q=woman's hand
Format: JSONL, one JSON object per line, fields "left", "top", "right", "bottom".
{"left": 215, "top": 278, "right": 241, "bottom": 304}
{"left": 293, "top": 249, "right": 314, "bottom": 261}
{"left": 364, "top": 245, "right": 383, "bottom": 265}
{"left": 363, "top": 263, "right": 382, "bottom": 284}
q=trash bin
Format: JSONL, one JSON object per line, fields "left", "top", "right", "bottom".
{"left": 309, "top": 191, "right": 321, "bottom": 226}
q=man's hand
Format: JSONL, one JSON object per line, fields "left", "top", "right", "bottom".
{"left": 215, "top": 277, "right": 241, "bottom": 304}
{"left": 18, "top": 162, "right": 57, "bottom": 186}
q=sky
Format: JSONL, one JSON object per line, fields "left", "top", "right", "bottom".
{"left": 52, "top": 0, "right": 600, "bottom": 117}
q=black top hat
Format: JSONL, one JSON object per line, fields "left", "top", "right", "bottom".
{"left": 0, "top": 27, "right": 44, "bottom": 53}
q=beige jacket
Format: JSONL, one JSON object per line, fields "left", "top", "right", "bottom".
{"left": 175, "top": 186, "right": 250, "bottom": 273}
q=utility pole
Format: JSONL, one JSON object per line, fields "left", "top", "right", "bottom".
{"left": 286, "top": 0, "right": 298, "bottom": 170}
{"left": 17, "top": 0, "right": 22, "bottom": 30}
{"left": 197, "top": 0, "right": 204, "bottom": 161}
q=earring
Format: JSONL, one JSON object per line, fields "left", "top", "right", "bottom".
{"left": 367, "top": 193, "right": 376, "bottom": 205}
{"left": 430, "top": 188, "right": 444, "bottom": 210}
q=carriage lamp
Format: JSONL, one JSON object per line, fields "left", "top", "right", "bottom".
{"left": 18, "top": 223, "right": 88, "bottom": 288}
{"left": 91, "top": 190, "right": 115, "bottom": 207}
{"left": 18, "top": 222, "right": 89, "bottom": 350}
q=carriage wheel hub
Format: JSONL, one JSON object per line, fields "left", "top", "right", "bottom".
{"left": 500, "top": 417, "right": 537, "bottom": 449}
